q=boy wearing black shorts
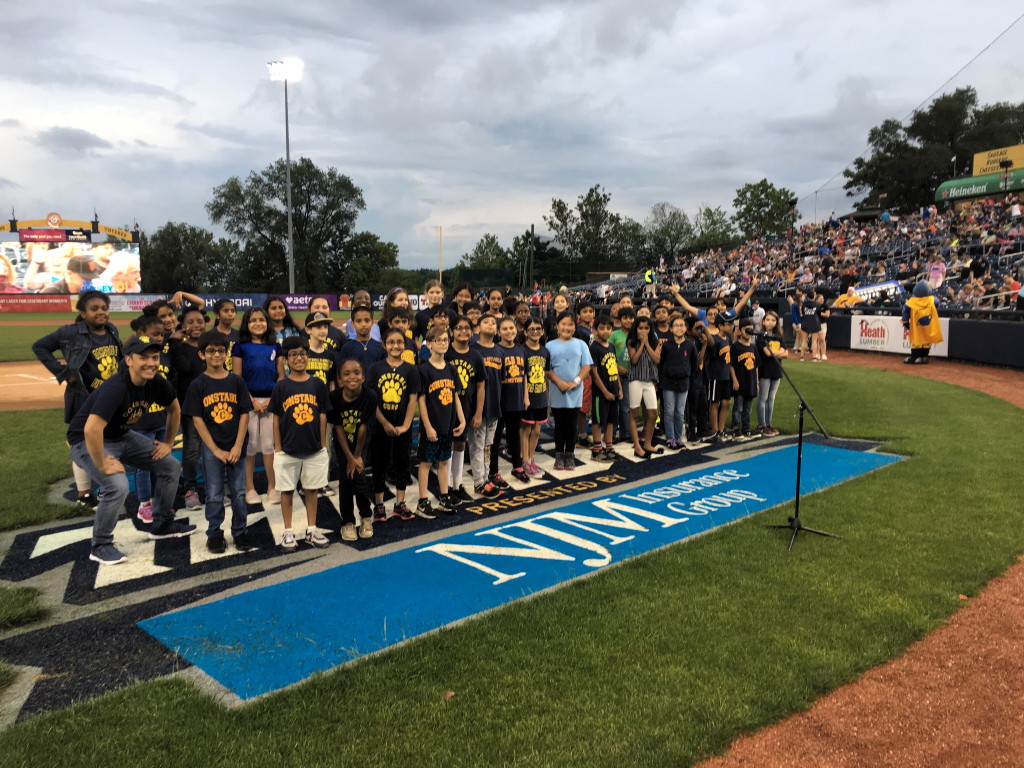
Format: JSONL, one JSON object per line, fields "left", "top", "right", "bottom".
{"left": 589, "top": 316, "right": 622, "bottom": 462}
{"left": 417, "top": 328, "right": 466, "bottom": 516}
{"left": 729, "top": 318, "right": 760, "bottom": 440}
{"left": 704, "top": 311, "right": 735, "bottom": 443}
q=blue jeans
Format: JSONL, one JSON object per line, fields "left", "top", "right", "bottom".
{"left": 181, "top": 419, "right": 202, "bottom": 493}
{"left": 201, "top": 444, "right": 248, "bottom": 537}
{"left": 662, "top": 388, "right": 688, "bottom": 443}
{"left": 757, "top": 377, "right": 781, "bottom": 428}
{"left": 71, "top": 431, "right": 181, "bottom": 548}
{"left": 133, "top": 427, "right": 164, "bottom": 501}
{"left": 731, "top": 394, "right": 754, "bottom": 432}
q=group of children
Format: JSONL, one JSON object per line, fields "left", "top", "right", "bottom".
{"left": 38, "top": 283, "right": 794, "bottom": 563}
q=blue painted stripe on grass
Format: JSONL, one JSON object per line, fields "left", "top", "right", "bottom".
{"left": 140, "top": 444, "right": 900, "bottom": 699}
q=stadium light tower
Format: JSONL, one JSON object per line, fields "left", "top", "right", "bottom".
{"left": 267, "top": 57, "right": 304, "bottom": 294}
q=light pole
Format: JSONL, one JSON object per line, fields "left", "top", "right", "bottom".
{"left": 267, "top": 57, "right": 304, "bottom": 294}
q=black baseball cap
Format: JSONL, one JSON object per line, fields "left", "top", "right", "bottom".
{"left": 124, "top": 335, "right": 163, "bottom": 356}
{"left": 304, "top": 311, "right": 332, "bottom": 328}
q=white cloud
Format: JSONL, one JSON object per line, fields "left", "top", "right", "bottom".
{"left": 1, "top": 0, "right": 1023, "bottom": 268}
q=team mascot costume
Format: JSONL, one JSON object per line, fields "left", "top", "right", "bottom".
{"left": 902, "top": 280, "right": 942, "bottom": 364}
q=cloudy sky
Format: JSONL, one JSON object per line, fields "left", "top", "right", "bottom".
{"left": 2, "top": 1, "right": 1022, "bottom": 269}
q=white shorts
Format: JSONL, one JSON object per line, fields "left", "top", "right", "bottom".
{"left": 629, "top": 380, "right": 658, "bottom": 410}
{"left": 273, "top": 448, "right": 329, "bottom": 491}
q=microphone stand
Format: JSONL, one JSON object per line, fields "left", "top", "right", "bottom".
{"left": 764, "top": 359, "right": 842, "bottom": 550}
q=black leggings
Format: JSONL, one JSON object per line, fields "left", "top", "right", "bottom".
{"left": 370, "top": 429, "right": 411, "bottom": 493}
{"left": 551, "top": 408, "right": 577, "bottom": 454}
{"left": 490, "top": 411, "right": 523, "bottom": 472}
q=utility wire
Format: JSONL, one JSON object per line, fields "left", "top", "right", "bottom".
{"left": 801, "top": 9, "right": 1024, "bottom": 208}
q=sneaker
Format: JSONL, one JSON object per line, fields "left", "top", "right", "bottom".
{"left": 372, "top": 502, "right": 388, "bottom": 523}
{"left": 591, "top": 448, "right": 604, "bottom": 462}
{"left": 563, "top": 453, "right": 577, "bottom": 470}
{"left": 341, "top": 523, "right": 358, "bottom": 542}
{"left": 552, "top": 453, "right": 566, "bottom": 471}
{"left": 318, "top": 486, "right": 335, "bottom": 497}
{"left": 701, "top": 432, "right": 718, "bottom": 443}
{"left": 603, "top": 447, "right": 623, "bottom": 461}
{"left": 281, "top": 530, "right": 298, "bottom": 552}
{"left": 234, "top": 531, "right": 256, "bottom": 551}
{"left": 77, "top": 492, "right": 100, "bottom": 508}
{"left": 358, "top": 518, "right": 374, "bottom": 539}
{"left": 414, "top": 499, "right": 437, "bottom": 519}
{"left": 489, "top": 473, "right": 511, "bottom": 490}
{"left": 526, "top": 460, "right": 543, "bottom": 476}
{"left": 474, "top": 482, "right": 503, "bottom": 499}
{"left": 207, "top": 534, "right": 226, "bottom": 554}
{"left": 148, "top": 519, "right": 198, "bottom": 540}
{"left": 511, "top": 467, "right": 530, "bottom": 483}
{"left": 245, "top": 489, "right": 261, "bottom": 505}
{"left": 136, "top": 500, "right": 154, "bottom": 524}
{"left": 821, "top": 355, "right": 828, "bottom": 361}
{"left": 768, "top": 426, "right": 781, "bottom": 437}
{"left": 393, "top": 501, "right": 415, "bottom": 521}
{"left": 454, "top": 485, "right": 474, "bottom": 502}
{"left": 266, "top": 488, "right": 281, "bottom": 504}
{"left": 576, "top": 435, "right": 592, "bottom": 448}
{"left": 184, "top": 490, "right": 202, "bottom": 510}
{"left": 89, "top": 544, "right": 127, "bottom": 566}
{"left": 746, "top": 430, "right": 761, "bottom": 439}
{"left": 306, "top": 528, "right": 330, "bottom": 548}
{"left": 438, "top": 494, "right": 459, "bottom": 514}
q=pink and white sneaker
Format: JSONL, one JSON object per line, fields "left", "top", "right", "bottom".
{"left": 137, "top": 500, "right": 154, "bottom": 524}
{"left": 525, "top": 461, "right": 542, "bottom": 476}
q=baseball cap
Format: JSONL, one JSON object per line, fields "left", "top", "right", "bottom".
{"left": 304, "top": 311, "right": 332, "bottom": 328}
{"left": 124, "top": 335, "right": 163, "bottom": 356}
{"left": 716, "top": 309, "right": 737, "bottom": 325}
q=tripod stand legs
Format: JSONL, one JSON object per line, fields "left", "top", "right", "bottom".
{"left": 765, "top": 516, "right": 843, "bottom": 551}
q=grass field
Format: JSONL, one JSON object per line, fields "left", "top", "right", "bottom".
{"left": 0, "top": 364, "right": 1019, "bottom": 766}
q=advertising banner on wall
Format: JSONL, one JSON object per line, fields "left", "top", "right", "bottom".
{"left": 850, "top": 315, "right": 949, "bottom": 357}
{"left": 200, "top": 294, "right": 268, "bottom": 312}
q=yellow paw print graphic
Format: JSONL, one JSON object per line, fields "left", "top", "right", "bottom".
{"left": 455, "top": 363, "right": 470, "bottom": 391}
{"left": 439, "top": 387, "right": 453, "bottom": 406}
{"left": 292, "top": 403, "right": 314, "bottom": 425}
{"left": 98, "top": 356, "right": 118, "bottom": 380}
{"left": 604, "top": 354, "right": 617, "bottom": 378}
{"left": 401, "top": 349, "right": 416, "bottom": 365}
{"left": 380, "top": 373, "right": 404, "bottom": 406}
{"left": 342, "top": 409, "right": 360, "bottom": 443}
{"left": 529, "top": 362, "right": 545, "bottom": 386}
{"left": 507, "top": 363, "right": 521, "bottom": 379}
{"left": 211, "top": 402, "right": 233, "bottom": 424}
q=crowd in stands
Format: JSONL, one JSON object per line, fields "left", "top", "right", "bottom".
{"left": 562, "top": 193, "right": 1024, "bottom": 314}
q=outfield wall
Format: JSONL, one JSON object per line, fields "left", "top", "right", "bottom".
{"left": 826, "top": 315, "right": 1024, "bottom": 369}
{"left": 0, "top": 292, "right": 434, "bottom": 314}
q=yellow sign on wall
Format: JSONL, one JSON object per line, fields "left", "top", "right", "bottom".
{"left": 973, "top": 144, "right": 1024, "bottom": 176}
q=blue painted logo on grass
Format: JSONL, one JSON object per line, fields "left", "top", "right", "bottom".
{"left": 140, "top": 444, "right": 900, "bottom": 699}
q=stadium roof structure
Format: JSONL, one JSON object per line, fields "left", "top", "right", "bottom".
{"left": 935, "top": 168, "right": 1024, "bottom": 202}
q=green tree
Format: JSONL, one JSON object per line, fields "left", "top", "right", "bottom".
{"left": 691, "top": 205, "right": 737, "bottom": 250}
{"left": 732, "top": 179, "right": 798, "bottom": 238}
{"left": 140, "top": 222, "right": 240, "bottom": 293}
{"left": 458, "top": 233, "right": 514, "bottom": 270}
{"left": 337, "top": 231, "right": 400, "bottom": 293}
{"left": 644, "top": 202, "right": 693, "bottom": 265}
{"left": 206, "top": 157, "right": 366, "bottom": 292}
{"left": 544, "top": 185, "right": 626, "bottom": 268}
{"left": 843, "top": 87, "right": 1024, "bottom": 212}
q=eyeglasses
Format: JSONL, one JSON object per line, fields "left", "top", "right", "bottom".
{"left": 204, "top": 348, "right": 228, "bottom": 355}
{"left": 286, "top": 350, "right": 308, "bottom": 358}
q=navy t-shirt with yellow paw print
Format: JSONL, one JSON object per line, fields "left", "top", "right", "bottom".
{"left": 182, "top": 372, "right": 253, "bottom": 451}
{"left": 366, "top": 360, "right": 420, "bottom": 431}
{"left": 328, "top": 386, "right": 376, "bottom": 456}
{"left": 269, "top": 375, "right": 331, "bottom": 457}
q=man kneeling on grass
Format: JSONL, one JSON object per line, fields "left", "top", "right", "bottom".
{"left": 68, "top": 335, "right": 197, "bottom": 566}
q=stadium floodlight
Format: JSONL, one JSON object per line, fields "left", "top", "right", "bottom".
{"left": 267, "top": 57, "right": 304, "bottom": 294}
